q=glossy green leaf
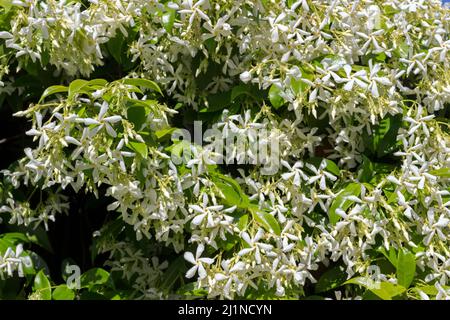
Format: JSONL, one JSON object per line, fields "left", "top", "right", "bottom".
{"left": 155, "top": 127, "right": 177, "bottom": 139}
{"left": 358, "top": 155, "right": 374, "bottom": 183}
{"left": 127, "top": 141, "right": 148, "bottom": 159}
{"left": 85, "top": 79, "right": 108, "bottom": 88}
{"left": 231, "top": 84, "right": 264, "bottom": 102}
{"left": 0, "top": 0, "right": 12, "bottom": 12}
{"left": 162, "top": 9, "right": 176, "bottom": 33}
{"left": 127, "top": 104, "right": 147, "bottom": 130}
{"left": 379, "top": 246, "right": 398, "bottom": 268}
{"left": 363, "top": 114, "right": 402, "bottom": 158}
{"left": 121, "top": 78, "right": 162, "bottom": 95}
{"left": 39, "top": 85, "right": 68, "bottom": 103}
{"left": 345, "top": 277, "right": 406, "bottom": 300}
{"left": 250, "top": 208, "right": 281, "bottom": 235}
{"left": 5, "top": 225, "right": 54, "bottom": 253}
{"left": 177, "top": 282, "right": 208, "bottom": 297}
{"left": 68, "top": 79, "right": 90, "bottom": 100}
{"left": 0, "top": 232, "right": 29, "bottom": 244}
{"left": 329, "top": 183, "right": 361, "bottom": 225}
{"left": 211, "top": 172, "right": 249, "bottom": 209}
{"left": 397, "top": 250, "right": 416, "bottom": 288}
{"left": 430, "top": 168, "right": 450, "bottom": 178}
{"left": 107, "top": 32, "right": 125, "bottom": 64}
{"left": 315, "top": 265, "right": 347, "bottom": 293}
{"left": 160, "top": 256, "right": 185, "bottom": 292}
{"left": 291, "top": 70, "right": 314, "bottom": 95}
{"left": 52, "top": 285, "right": 75, "bottom": 300}
{"left": 202, "top": 91, "right": 231, "bottom": 113}
{"left": 237, "top": 213, "right": 249, "bottom": 231}
{"left": 33, "top": 270, "right": 52, "bottom": 300}
{"left": 0, "top": 238, "right": 13, "bottom": 254}
{"left": 269, "top": 84, "right": 285, "bottom": 109}
{"left": 80, "top": 268, "right": 110, "bottom": 289}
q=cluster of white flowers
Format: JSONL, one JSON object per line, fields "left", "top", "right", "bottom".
{"left": 0, "top": 244, "right": 32, "bottom": 279}
{"left": 1, "top": 0, "right": 450, "bottom": 299}
{"left": 0, "top": 189, "right": 69, "bottom": 229}
{"left": 0, "top": 0, "right": 150, "bottom": 78}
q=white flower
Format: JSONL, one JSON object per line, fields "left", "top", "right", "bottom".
{"left": 366, "top": 60, "right": 392, "bottom": 98}
{"left": 423, "top": 209, "right": 449, "bottom": 245}
{"left": 184, "top": 243, "right": 215, "bottom": 279}
{"left": 238, "top": 229, "right": 273, "bottom": 264}
{"left": 239, "top": 71, "right": 252, "bottom": 83}
{"left": 305, "top": 160, "right": 337, "bottom": 190}
{"left": 0, "top": 31, "right": 13, "bottom": 39}
{"left": 338, "top": 65, "right": 368, "bottom": 91}
{"left": 281, "top": 160, "right": 308, "bottom": 187}
{"left": 0, "top": 244, "right": 32, "bottom": 278}
{"left": 75, "top": 101, "right": 122, "bottom": 137}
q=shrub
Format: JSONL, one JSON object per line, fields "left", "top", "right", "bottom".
{"left": 0, "top": 0, "right": 450, "bottom": 300}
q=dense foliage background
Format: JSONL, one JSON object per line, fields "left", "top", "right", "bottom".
{"left": 0, "top": 0, "right": 450, "bottom": 300}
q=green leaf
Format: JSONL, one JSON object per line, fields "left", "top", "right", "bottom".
{"left": 379, "top": 246, "right": 398, "bottom": 268}
{"left": 166, "top": 139, "right": 192, "bottom": 163}
{"left": 162, "top": 9, "right": 176, "bottom": 33}
{"left": 107, "top": 32, "right": 125, "bottom": 64}
{"left": 0, "top": 232, "right": 29, "bottom": 244}
{"left": 33, "top": 270, "right": 52, "bottom": 300}
{"left": 411, "top": 284, "right": 450, "bottom": 297}
{"left": 39, "top": 85, "right": 68, "bottom": 103}
{"left": 25, "top": 226, "right": 54, "bottom": 253}
{"left": 177, "top": 282, "right": 208, "bottom": 297}
{"left": 0, "top": 9, "right": 13, "bottom": 32}
{"left": 80, "top": 268, "right": 110, "bottom": 289}
{"left": 7, "top": 225, "right": 54, "bottom": 253}
{"left": 155, "top": 127, "right": 177, "bottom": 140}
{"left": 383, "top": 4, "right": 400, "bottom": 16}
{"left": 216, "top": 235, "right": 239, "bottom": 251}
{"left": 315, "top": 265, "right": 347, "bottom": 293}
{"left": 121, "top": 78, "right": 162, "bottom": 95}
{"left": 329, "top": 182, "right": 361, "bottom": 225}
{"left": 127, "top": 141, "right": 148, "bottom": 159}
{"left": 358, "top": 155, "right": 374, "bottom": 183}
{"left": 430, "top": 168, "right": 450, "bottom": 178}
{"left": 291, "top": 69, "right": 314, "bottom": 95}
{"left": 52, "top": 285, "right": 75, "bottom": 300}
{"left": 84, "top": 79, "right": 108, "bottom": 89}
{"left": 375, "top": 52, "right": 387, "bottom": 62}
{"left": 376, "top": 115, "right": 402, "bottom": 157}
{"left": 345, "top": 277, "right": 406, "bottom": 300}
{"left": 0, "top": 0, "right": 12, "bottom": 12}
{"left": 0, "top": 238, "right": 13, "bottom": 254}
{"left": 250, "top": 207, "right": 281, "bottom": 236}
{"left": 230, "top": 84, "right": 264, "bottom": 102}
{"left": 237, "top": 213, "right": 249, "bottom": 231}
{"left": 393, "top": 41, "right": 409, "bottom": 59}
{"left": 29, "top": 252, "right": 50, "bottom": 275}
{"left": 363, "top": 114, "right": 402, "bottom": 158}
{"left": 127, "top": 104, "right": 147, "bottom": 130}
{"left": 68, "top": 79, "right": 89, "bottom": 100}
{"left": 210, "top": 172, "right": 249, "bottom": 209}
{"left": 269, "top": 84, "right": 285, "bottom": 109}
{"left": 160, "top": 256, "right": 185, "bottom": 292}
{"left": 397, "top": 250, "right": 416, "bottom": 288}
{"left": 204, "top": 90, "right": 232, "bottom": 112}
